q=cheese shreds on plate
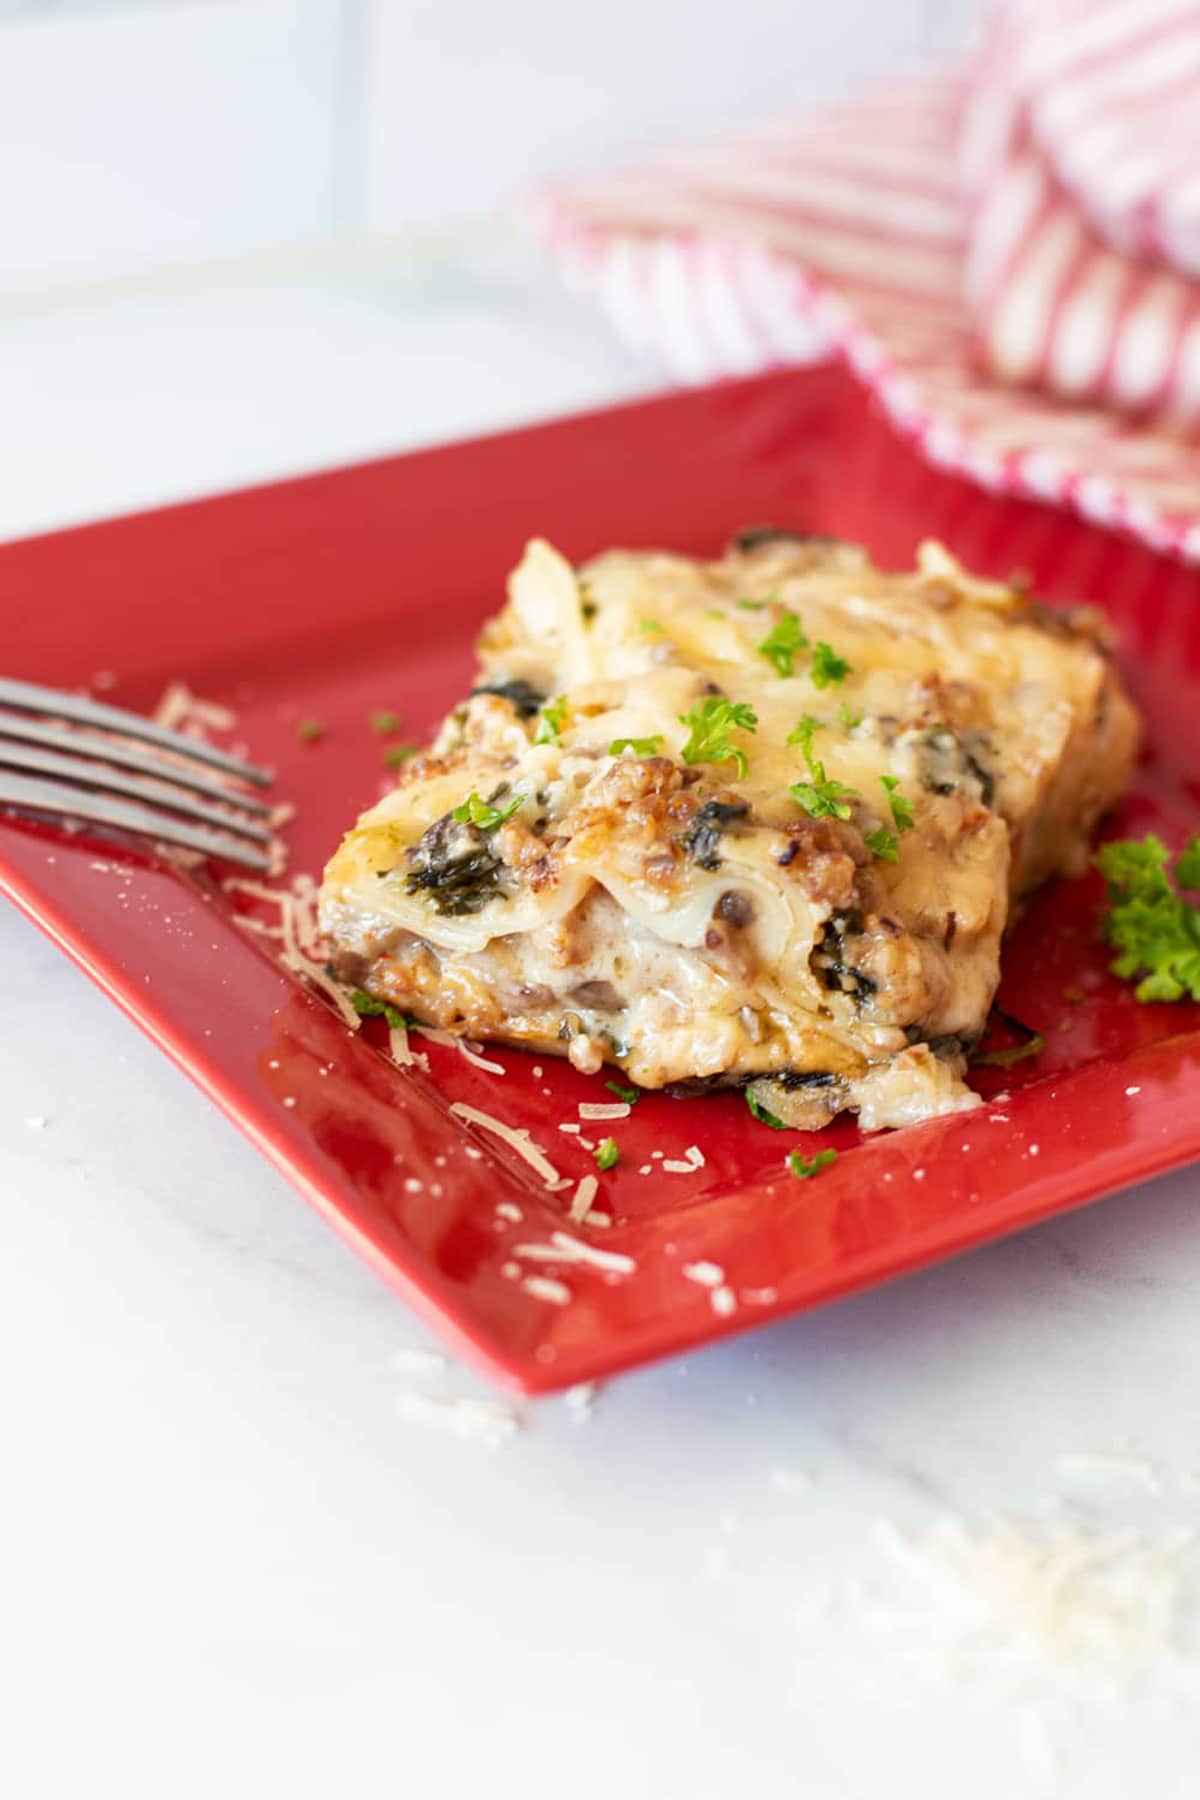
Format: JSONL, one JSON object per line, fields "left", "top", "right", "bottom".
{"left": 568, "top": 1174, "right": 599, "bottom": 1224}
{"left": 319, "top": 531, "right": 1137, "bottom": 1133}
{"left": 448, "top": 1103, "right": 563, "bottom": 1189}
{"left": 512, "top": 1232, "right": 635, "bottom": 1275}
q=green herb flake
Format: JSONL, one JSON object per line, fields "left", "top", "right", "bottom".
{"left": 865, "top": 827, "right": 900, "bottom": 862}
{"left": 350, "top": 990, "right": 408, "bottom": 1030}
{"left": 881, "top": 775, "right": 915, "bottom": 833}
{"left": 534, "top": 695, "right": 568, "bottom": 746}
{"left": 786, "top": 714, "right": 857, "bottom": 821}
{"left": 838, "top": 702, "right": 864, "bottom": 729}
{"left": 296, "top": 718, "right": 326, "bottom": 744}
{"left": 605, "top": 1081, "right": 640, "bottom": 1104}
{"left": 384, "top": 743, "right": 420, "bottom": 769}
{"left": 756, "top": 610, "right": 810, "bottom": 678}
{"left": 370, "top": 709, "right": 402, "bottom": 736}
{"left": 451, "top": 790, "right": 523, "bottom": 831}
{"left": 610, "top": 734, "right": 664, "bottom": 757}
{"left": 1095, "top": 833, "right": 1200, "bottom": 1003}
{"left": 594, "top": 1137, "right": 620, "bottom": 1171}
{"left": 745, "top": 1090, "right": 787, "bottom": 1130}
{"left": 788, "top": 1148, "right": 837, "bottom": 1180}
{"left": 678, "top": 696, "right": 758, "bottom": 779}
{"left": 809, "top": 641, "right": 852, "bottom": 689}
{"left": 736, "top": 597, "right": 769, "bottom": 611}
{"left": 639, "top": 618, "right": 666, "bottom": 635}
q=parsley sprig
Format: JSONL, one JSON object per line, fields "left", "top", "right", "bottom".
{"left": 865, "top": 776, "right": 916, "bottom": 862}
{"left": 534, "top": 696, "right": 567, "bottom": 745}
{"left": 786, "top": 715, "right": 858, "bottom": 821}
{"left": 605, "top": 1081, "right": 640, "bottom": 1104}
{"left": 452, "top": 791, "right": 523, "bottom": 830}
{"left": 350, "top": 991, "right": 409, "bottom": 1029}
{"left": 594, "top": 1138, "right": 620, "bottom": 1171}
{"left": 809, "top": 642, "right": 852, "bottom": 689}
{"left": 881, "top": 775, "right": 915, "bottom": 833}
{"left": 1096, "top": 833, "right": 1200, "bottom": 1002}
{"left": 679, "top": 696, "right": 758, "bottom": 778}
{"left": 788, "top": 1148, "right": 837, "bottom": 1180}
{"left": 610, "top": 734, "right": 664, "bottom": 757}
{"left": 757, "top": 610, "right": 810, "bottom": 678}
{"left": 745, "top": 1090, "right": 787, "bottom": 1130}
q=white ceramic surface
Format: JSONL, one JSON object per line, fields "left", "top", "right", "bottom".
{"left": 2, "top": 241, "right": 1199, "bottom": 1800}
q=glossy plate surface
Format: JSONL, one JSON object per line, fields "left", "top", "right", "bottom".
{"left": 2, "top": 365, "right": 1198, "bottom": 1393}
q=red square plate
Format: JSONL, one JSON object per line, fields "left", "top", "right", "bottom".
{"left": 2, "top": 365, "right": 1198, "bottom": 1393}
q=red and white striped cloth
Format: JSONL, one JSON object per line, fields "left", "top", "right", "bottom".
{"left": 533, "top": 0, "right": 1200, "bottom": 562}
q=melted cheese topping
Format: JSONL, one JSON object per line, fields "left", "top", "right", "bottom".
{"left": 319, "top": 532, "right": 1138, "bottom": 1129}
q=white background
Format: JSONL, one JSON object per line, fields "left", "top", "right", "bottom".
{"left": 0, "top": 0, "right": 985, "bottom": 286}
{"left": 5, "top": 4, "right": 1200, "bottom": 1798}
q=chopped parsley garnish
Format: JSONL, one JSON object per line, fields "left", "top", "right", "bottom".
{"left": 786, "top": 712, "right": 821, "bottom": 755}
{"left": 1095, "top": 833, "right": 1200, "bottom": 1002}
{"left": 881, "top": 775, "right": 915, "bottom": 833}
{"left": 370, "top": 709, "right": 402, "bottom": 736}
{"left": 296, "top": 718, "right": 326, "bottom": 744}
{"left": 745, "top": 1090, "right": 787, "bottom": 1130}
{"left": 384, "top": 743, "right": 420, "bottom": 768}
{"left": 605, "top": 1081, "right": 640, "bottom": 1103}
{"left": 639, "top": 618, "right": 666, "bottom": 635}
{"left": 679, "top": 696, "right": 758, "bottom": 779}
{"left": 535, "top": 695, "right": 568, "bottom": 746}
{"left": 809, "top": 641, "right": 852, "bottom": 688}
{"left": 451, "top": 791, "right": 523, "bottom": 830}
{"left": 594, "top": 1137, "right": 620, "bottom": 1171}
{"left": 610, "top": 734, "right": 664, "bottom": 757}
{"left": 788, "top": 1148, "right": 837, "bottom": 1180}
{"left": 736, "top": 597, "right": 769, "bottom": 611}
{"left": 838, "top": 702, "right": 864, "bottom": 729}
{"left": 865, "top": 827, "right": 900, "bottom": 862}
{"left": 350, "top": 991, "right": 408, "bottom": 1029}
{"left": 756, "top": 610, "right": 810, "bottom": 678}
{"left": 787, "top": 714, "right": 857, "bottom": 821}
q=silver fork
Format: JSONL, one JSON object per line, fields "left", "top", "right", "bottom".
{"left": 0, "top": 677, "right": 275, "bottom": 872}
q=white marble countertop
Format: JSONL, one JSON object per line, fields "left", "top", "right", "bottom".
{"left": 3, "top": 236, "right": 1200, "bottom": 1800}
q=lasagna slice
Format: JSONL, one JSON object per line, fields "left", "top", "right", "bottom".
{"left": 319, "top": 532, "right": 1138, "bottom": 1131}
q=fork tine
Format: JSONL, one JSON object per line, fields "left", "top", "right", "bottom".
{"left": 0, "top": 771, "right": 271, "bottom": 872}
{"left": 0, "top": 741, "right": 273, "bottom": 844}
{"left": 0, "top": 677, "right": 272, "bottom": 788}
{"left": 0, "top": 715, "right": 273, "bottom": 818}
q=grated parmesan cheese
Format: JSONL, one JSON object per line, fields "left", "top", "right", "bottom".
{"left": 578, "top": 1101, "right": 631, "bottom": 1122}
{"left": 414, "top": 1025, "right": 506, "bottom": 1074}
{"left": 512, "top": 1231, "right": 635, "bottom": 1275}
{"left": 710, "top": 1285, "right": 738, "bottom": 1318}
{"left": 396, "top": 1390, "right": 521, "bottom": 1445}
{"left": 663, "top": 1159, "right": 699, "bottom": 1174}
{"left": 152, "top": 680, "right": 237, "bottom": 736}
{"left": 521, "top": 1274, "right": 572, "bottom": 1306}
{"left": 448, "top": 1103, "right": 563, "bottom": 1189}
{"left": 682, "top": 1260, "right": 725, "bottom": 1288}
{"left": 495, "top": 1201, "right": 523, "bottom": 1224}
{"left": 855, "top": 1512, "right": 1200, "bottom": 1695}
{"left": 569, "top": 1174, "right": 599, "bottom": 1224}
